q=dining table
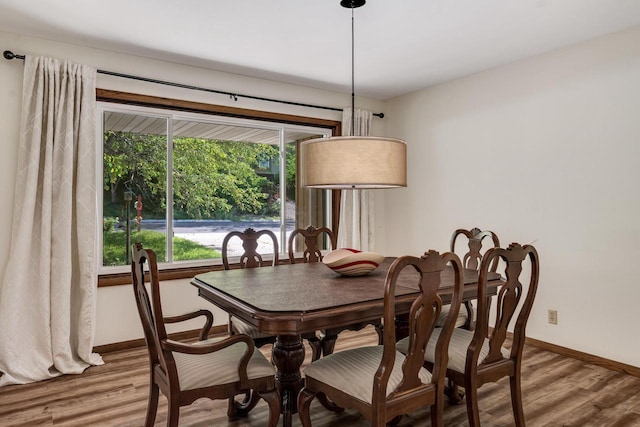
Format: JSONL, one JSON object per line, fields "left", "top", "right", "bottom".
{"left": 190, "top": 257, "right": 502, "bottom": 426}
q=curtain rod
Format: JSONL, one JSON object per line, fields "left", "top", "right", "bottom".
{"left": 3, "top": 50, "right": 384, "bottom": 118}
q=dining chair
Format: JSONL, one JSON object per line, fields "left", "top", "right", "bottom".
{"left": 222, "top": 227, "right": 280, "bottom": 413}
{"left": 441, "top": 227, "right": 501, "bottom": 331}
{"left": 222, "top": 227, "right": 279, "bottom": 349}
{"left": 288, "top": 225, "right": 384, "bottom": 359}
{"left": 287, "top": 225, "right": 336, "bottom": 264}
{"left": 287, "top": 225, "right": 336, "bottom": 361}
{"left": 401, "top": 242, "right": 539, "bottom": 427}
{"left": 298, "top": 250, "right": 465, "bottom": 427}
{"left": 222, "top": 227, "right": 280, "bottom": 269}
{"left": 131, "top": 243, "right": 280, "bottom": 427}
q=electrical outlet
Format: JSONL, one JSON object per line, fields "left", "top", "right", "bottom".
{"left": 548, "top": 309, "right": 558, "bottom": 325}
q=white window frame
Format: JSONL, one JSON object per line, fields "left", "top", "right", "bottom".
{"left": 97, "top": 102, "right": 331, "bottom": 275}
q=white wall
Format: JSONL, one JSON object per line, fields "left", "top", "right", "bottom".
{"left": 384, "top": 26, "right": 640, "bottom": 367}
{"left": 0, "top": 31, "right": 386, "bottom": 346}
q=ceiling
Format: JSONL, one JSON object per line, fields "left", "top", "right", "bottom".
{"left": 2, "top": 0, "right": 640, "bottom": 100}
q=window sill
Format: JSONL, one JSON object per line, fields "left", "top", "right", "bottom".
{"left": 98, "top": 264, "right": 226, "bottom": 287}
{"left": 98, "top": 257, "right": 297, "bottom": 287}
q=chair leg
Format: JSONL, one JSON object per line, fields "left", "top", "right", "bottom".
{"left": 464, "top": 378, "right": 481, "bottom": 427}
{"left": 317, "top": 392, "right": 345, "bottom": 413}
{"left": 297, "top": 388, "right": 316, "bottom": 427}
{"left": 510, "top": 372, "right": 526, "bottom": 427}
{"left": 371, "top": 413, "right": 387, "bottom": 427}
{"left": 145, "top": 381, "right": 159, "bottom": 427}
{"left": 259, "top": 389, "right": 281, "bottom": 427}
{"left": 463, "top": 301, "right": 476, "bottom": 331}
{"left": 307, "top": 335, "right": 323, "bottom": 362}
{"left": 231, "top": 390, "right": 262, "bottom": 416}
{"left": 321, "top": 334, "right": 337, "bottom": 357}
{"left": 374, "top": 321, "right": 384, "bottom": 345}
{"left": 445, "top": 378, "right": 465, "bottom": 404}
{"left": 166, "top": 399, "right": 180, "bottom": 427}
{"left": 227, "top": 397, "right": 238, "bottom": 420}
{"left": 430, "top": 396, "right": 445, "bottom": 427}
{"left": 389, "top": 414, "right": 404, "bottom": 426}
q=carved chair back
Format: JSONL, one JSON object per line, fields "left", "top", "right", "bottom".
{"left": 474, "top": 243, "right": 539, "bottom": 368}
{"left": 288, "top": 225, "right": 337, "bottom": 264}
{"left": 222, "top": 227, "right": 279, "bottom": 270}
{"left": 131, "top": 243, "right": 174, "bottom": 378}
{"left": 449, "top": 227, "right": 501, "bottom": 330}
{"left": 450, "top": 227, "right": 500, "bottom": 272}
{"left": 376, "top": 250, "right": 464, "bottom": 413}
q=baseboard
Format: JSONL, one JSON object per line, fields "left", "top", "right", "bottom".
{"left": 93, "top": 324, "right": 228, "bottom": 354}
{"left": 524, "top": 336, "right": 640, "bottom": 378}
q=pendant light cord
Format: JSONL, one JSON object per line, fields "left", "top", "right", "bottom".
{"left": 350, "top": 5, "right": 356, "bottom": 136}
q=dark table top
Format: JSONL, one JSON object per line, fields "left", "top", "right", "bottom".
{"left": 191, "top": 257, "right": 501, "bottom": 335}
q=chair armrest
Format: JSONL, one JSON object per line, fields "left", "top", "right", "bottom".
{"left": 161, "top": 333, "right": 254, "bottom": 355}
{"left": 162, "top": 334, "right": 256, "bottom": 385}
{"left": 164, "top": 309, "right": 214, "bottom": 340}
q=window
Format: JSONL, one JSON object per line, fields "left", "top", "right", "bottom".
{"left": 98, "top": 100, "right": 333, "bottom": 274}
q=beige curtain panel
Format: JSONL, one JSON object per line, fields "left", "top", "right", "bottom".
{"left": 0, "top": 56, "right": 103, "bottom": 385}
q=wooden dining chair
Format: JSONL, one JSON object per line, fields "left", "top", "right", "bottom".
{"left": 288, "top": 225, "right": 385, "bottom": 360}
{"left": 131, "top": 243, "right": 280, "bottom": 427}
{"left": 222, "top": 228, "right": 280, "bottom": 413}
{"left": 287, "top": 225, "right": 336, "bottom": 264}
{"left": 287, "top": 225, "right": 336, "bottom": 361}
{"left": 406, "top": 242, "right": 539, "bottom": 427}
{"left": 298, "top": 250, "right": 465, "bottom": 427}
{"left": 441, "top": 227, "right": 501, "bottom": 330}
{"left": 222, "top": 227, "right": 280, "bottom": 269}
{"left": 222, "top": 227, "right": 279, "bottom": 349}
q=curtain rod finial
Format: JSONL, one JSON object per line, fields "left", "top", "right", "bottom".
{"left": 3, "top": 50, "right": 16, "bottom": 60}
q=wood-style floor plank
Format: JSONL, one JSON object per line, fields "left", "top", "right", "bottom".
{"left": 1, "top": 326, "right": 639, "bottom": 426}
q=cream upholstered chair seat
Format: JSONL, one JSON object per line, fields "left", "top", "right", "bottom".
{"left": 303, "top": 346, "right": 431, "bottom": 404}
{"left": 397, "top": 328, "right": 509, "bottom": 374}
{"left": 172, "top": 338, "right": 276, "bottom": 391}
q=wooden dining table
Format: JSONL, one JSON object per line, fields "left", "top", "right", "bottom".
{"left": 191, "top": 257, "right": 502, "bottom": 426}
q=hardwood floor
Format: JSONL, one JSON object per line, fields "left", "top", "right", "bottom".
{"left": 1, "top": 326, "right": 639, "bottom": 426}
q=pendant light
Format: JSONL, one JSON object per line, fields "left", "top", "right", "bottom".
{"left": 300, "top": 0, "right": 407, "bottom": 189}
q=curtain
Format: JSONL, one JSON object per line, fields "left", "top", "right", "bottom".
{"left": 0, "top": 56, "right": 103, "bottom": 386}
{"left": 337, "top": 108, "right": 375, "bottom": 251}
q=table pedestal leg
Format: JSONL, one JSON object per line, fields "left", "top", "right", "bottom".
{"left": 272, "top": 334, "right": 305, "bottom": 427}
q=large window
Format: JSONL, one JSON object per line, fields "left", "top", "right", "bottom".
{"left": 98, "top": 102, "right": 332, "bottom": 273}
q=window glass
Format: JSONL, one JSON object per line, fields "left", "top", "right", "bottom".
{"left": 102, "top": 111, "right": 168, "bottom": 266}
{"left": 99, "top": 104, "right": 330, "bottom": 271}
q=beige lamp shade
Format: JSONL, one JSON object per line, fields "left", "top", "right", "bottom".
{"left": 300, "top": 136, "right": 407, "bottom": 189}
